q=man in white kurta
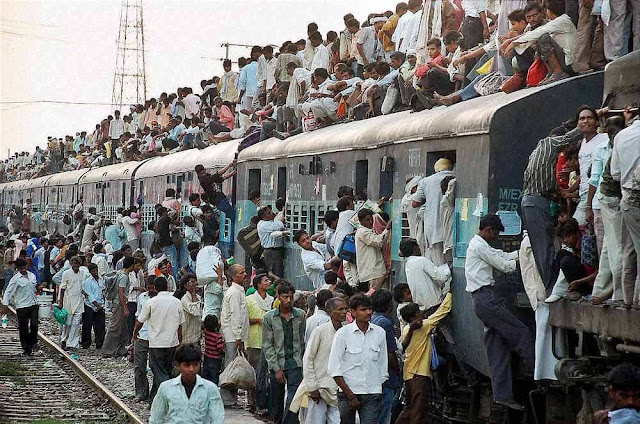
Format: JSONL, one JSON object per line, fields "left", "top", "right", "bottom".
{"left": 59, "top": 259, "right": 89, "bottom": 349}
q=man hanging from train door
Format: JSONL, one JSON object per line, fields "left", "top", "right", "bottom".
{"left": 411, "top": 158, "right": 455, "bottom": 265}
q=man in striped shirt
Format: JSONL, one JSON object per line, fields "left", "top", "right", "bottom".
{"left": 521, "top": 120, "right": 582, "bottom": 292}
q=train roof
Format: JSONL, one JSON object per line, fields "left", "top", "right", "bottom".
{"left": 45, "top": 168, "right": 92, "bottom": 186}
{"left": 603, "top": 50, "right": 640, "bottom": 110}
{"left": 237, "top": 75, "right": 593, "bottom": 162}
{"left": 22, "top": 175, "right": 55, "bottom": 190}
{"left": 134, "top": 140, "right": 240, "bottom": 179}
{"left": 78, "top": 161, "right": 144, "bottom": 184}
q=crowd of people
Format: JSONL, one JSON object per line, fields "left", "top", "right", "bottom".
{"left": 1, "top": 0, "right": 640, "bottom": 423}
{"left": 3, "top": 0, "right": 638, "bottom": 183}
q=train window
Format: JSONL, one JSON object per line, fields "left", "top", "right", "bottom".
{"left": 187, "top": 172, "right": 194, "bottom": 182}
{"left": 248, "top": 169, "right": 261, "bottom": 198}
{"left": 277, "top": 167, "right": 287, "bottom": 200}
{"left": 176, "top": 175, "right": 184, "bottom": 195}
{"left": 379, "top": 156, "right": 394, "bottom": 200}
{"left": 121, "top": 183, "right": 126, "bottom": 207}
{"left": 426, "top": 150, "right": 456, "bottom": 176}
{"left": 166, "top": 176, "right": 170, "bottom": 184}
{"left": 355, "top": 160, "right": 369, "bottom": 201}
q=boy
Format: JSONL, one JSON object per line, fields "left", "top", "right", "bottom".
{"left": 392, "top": 282, "right": 413, "bottom": 333}
{"left": 149, "top": 344, "right": 224, "bottom": 424}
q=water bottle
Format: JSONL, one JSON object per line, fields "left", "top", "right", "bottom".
{"left": 1, "top": 315, "right": 8, "bottom": 329}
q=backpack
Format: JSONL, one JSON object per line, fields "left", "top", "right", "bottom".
{"left": 104, "top": 270, "right": 124, "bottom": 301}
{"left": 337, "top": 234, "right": 357, "bottom": 264}
{"left": 237, "top": 224, "right": 262, "bottom": 258}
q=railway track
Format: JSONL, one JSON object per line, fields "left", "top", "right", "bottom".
{"left": 0, "top": 308, "right": 143, "bottom": 423}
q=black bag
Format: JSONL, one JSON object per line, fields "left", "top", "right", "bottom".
{"left": 237, "top": 224, "right": 262, "bottom": 258}
{"left": 63, "top": 215, "right": 72, "bottom": 226}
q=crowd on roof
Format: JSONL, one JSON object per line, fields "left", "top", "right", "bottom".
{"left": 3, "top": 0, "right": 638, "bottom": 185}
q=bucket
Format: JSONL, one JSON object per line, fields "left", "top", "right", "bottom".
{"left": 36, "top": 294, "right": 53, "bottom": 319}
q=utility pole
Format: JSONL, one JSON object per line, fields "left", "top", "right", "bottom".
{"left": 111, "top": 0, "right": 147, "bottom": 111}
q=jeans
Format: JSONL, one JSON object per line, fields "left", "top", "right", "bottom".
{"left": 160, "top": 245, "right": 179, "bottom": 278}
{"left": 149, "top": 346, "right": 177, "bottom": 401}
{"left": 337, "top": 392, "right": 382, "bottom": 424}
{"left": 592, "top": 195, "right": 623, "bottom": 300}
{"left": 17, "top": 305, "right": 39, "bottom": 354}
{"left": 379, "top": 386, "right": 399, "bottom": 424}
{"left": 134, "top": 339, "right": 150, "bottom": 400}
{"left": 81, "top": 305, "right": 105, "bottom": 349}
{"left": 270, "top": 367, "right": 303, "bottom": 424}
{"left": 126, "top": 301, "right": 137, "bottom": 344}
{"left": 263, "top": 247, "right": 284, "bottom": 278}
{"left": 620, "top": 198, "right": 640, "bottom": 306}
{"left": 202, "top": 356, "right": 222, "bottom": 385}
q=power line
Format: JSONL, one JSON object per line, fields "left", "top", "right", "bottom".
{"left": 0, "top": 100, "right": 113, "bottom": 106}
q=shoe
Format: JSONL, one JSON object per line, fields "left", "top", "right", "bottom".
{"left": 273, "top": 131, "right": 289, "bottom": 140}
{"left": 540, "top": 72, "right": 570, "bottom": 85}
{"left": 563, "top": 291, "right": 581, "bottom": 301}
{"left": 545, "top": 294, "right": 562, "bottom": 303}
{"left": 496, "top": 399, "right": 526, "bottom": 411}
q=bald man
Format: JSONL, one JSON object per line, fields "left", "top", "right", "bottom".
{"left": 412, "top": 159, "right": 456, "bottom": 265}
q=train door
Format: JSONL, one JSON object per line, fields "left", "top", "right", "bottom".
{"left": 248, "top": 169, "right": 261, "bottom": 198}
{"left": 426, "top": 150, "right": 457, "bottom": 176}
{"left": 121, "top": 182, "right": 127, "bottom": 207}
{"left": 277, "top": 166, "right": 287, "bottom": 200}
{"left": 379, "top": 155, "right": 394, "bottom": 200}
{"left": 355, "top": 160, "right": 369, "bottom": 201}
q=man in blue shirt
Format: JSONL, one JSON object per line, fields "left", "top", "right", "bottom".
{"left": 257, "top": 206, "right": 287, "bottom": 278}
{"left": 149, "top": 344, "right": 224, "bottom": 424}
{"left": 238, "top": 46, "right": 262, "bottom": 114}
{"left": 370, "top": 289, "right": 402, "bottom": 424}
{"left": 81, "top": 263, "right": 106, "bottom": 349}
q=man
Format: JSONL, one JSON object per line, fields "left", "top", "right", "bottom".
{"left": 219, "top": 264, "right": 250, "bottom": 407}
{"left": 399, "top": 238, "right": 451, "bottom": 311}
{"left": 134, "top": 276, "right": 185, "bottom": 401}
{"left": 309, "top": 31, "right": 330, "bottom": 71}
{"left": 149, "top": 344, "right": 224, "bottom": 424}
{"left": 121, "top": 209, "right": 139, "bottom": 250}
{"left": 257, "top": 206, "right": 287, "bottom": 278}
{"left": 356, "top": 17, "right": 385, "bottom": 76}
{"left": 262, "top": 281, "right": 306, "bottom": 424}
{"left": 521, "top": 118, "right": 583, "bottom": 291}
{"left": 328, "top": 294, "right": 388, "bottom": 424}
{"left": 104, "top": 220, "right": 126, "bottom": 251}
{"left": 396, "top": 294, "right": 453, "bottom": 424}
{"left": 333, "top": 195, "right": 359, "bottom": 287}
{"left": 294, "top": 230, "right": 340, "bottom": 290}
{"left": 102, "top": 256, "right": 134, "bottom": 358}
{"left": 134, "top": 276, "right": 157, "bottom": 402}
{"left": 59, "top": 258, "right": 87, "bottom": 349}
{"left": 196, "top": 238, "right": 225, "bottom": 318}
{"left": 412, "top": 159, "right": 456, "bottom": 265}
{"left": 460, "top": 0, "right": 490, "bottom": 49}
{"left": 395, "top": 0, "right": 417, "bottom": 53}
{"left": 1, "top": 258, "right": 39, "bottom": 356}
{"left": 180, "top": 274, "right": 202, "bottom": 345}
{"left": 611, "top": 114, "right": 640, "bottom": 309}
{"left": 161, "top": 188, "right": 181, "bottom": 216}
{"left": 355, "top": 208, "right": 391, "bottom": 292}
{"left": 370, "top": 289, "right": 402, "bottom": 424}
{"left": 239, "top": 47, "right": 261, "bottom": 114}
{"left": 574, "top": 106, "right": 609, "bottom": 225}
{"left": 588, "top": 116, "right": 625, "bottom": 304}
{"left": 298, "top": 297, "right": 348, "bottom": 424}
{"left": 246, "top": 273, "right": 274, "bottom": 411}
{"left": 218, "top": 59, "right": 239, "bottom": 103}
{"left": 157, "top": 259, "right": 176, "bottom": 292}
{"left": 402, "top": 0, "right": 425, "bottom": 52}
{"left": 195, "top": 162, "right": 237, "bottom": 222}
{"left": 156, "top": 207, "right": 178, "bottom": 278}
{"left": 379, "top": 3, "right": 408, "bottom": 60}
{"left": 304, "top": 289, "right": 333, "bottom": 342}
{"left": 127, "top": 257, "right": 147, "bottom": 342}
{"left": 81, "top": 263, "right": 106, "bottom": 349}
{"left": 465, "top": 214, "right": 534, "bottom": 410}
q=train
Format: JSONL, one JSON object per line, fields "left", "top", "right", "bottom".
{"left": 1, "top": 51, "right": 638, "bottom": 423}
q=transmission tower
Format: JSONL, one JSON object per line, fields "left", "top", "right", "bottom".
{"left": 111, "top": 0, "right": 147, "bottom": 110}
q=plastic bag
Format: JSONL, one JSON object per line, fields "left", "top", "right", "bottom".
{"left": 476, "top": 57, "right": 494, "bottom": 75}
{"left": 430, "top": 334, "right": 440, "bottom": 370}
{"left": 53, "top": 304, "right": 68, "bottom": 325}
{"left": 219, "top": 350, "right": 256, "bottom": 390}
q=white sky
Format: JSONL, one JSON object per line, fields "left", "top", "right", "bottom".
{"left": 1, "top": 0, "right": 394, "bottom": 160}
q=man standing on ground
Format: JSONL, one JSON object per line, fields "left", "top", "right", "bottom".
{"left": 465, "top": 214, "right": 534, "bottom": 410}
{"left": 328, "top": 294, "right": 388, "bottom": 424}
{"left": 263, "top": 281, "right": 306, "bottom": 424}
{"left": 1, "top": 258, "right": 39, "bottom": 356}
{"left": 81, "top": 263, "right": 106, "bottom": 349}
{"left": 134, "top": 276, "right": 157, "bottom": 402}
{"left": 134, "top": 276, "right": 184, "bottom": 402}
{"left": 304, "top": 289, "right": 333, "bottom": 343}
{"left": 219, "top": 264, "right": 250, "bottom": 407}
{"left": 102, "top": 256, "right": 134, "bottom": 358}
{"left": 59, "top": 258, "right": 87, "bottom": 349}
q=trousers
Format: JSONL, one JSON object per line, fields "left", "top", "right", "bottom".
{"left": 102, "top": 301, "right": 129, "bottom": 357}
{"left": 592, "top": 195, "right": 623, "bottom": 300}
{"left": 395, "top": 375, "right": 430, "bottom": 424}
{"left": 337, "top": 392, "right": 382, "bottom": 424}
{"left": 573, "top": 0, "right": 605, "bottom": 72}
{"left": 263, "top": 248, "right": 284, "bottom": 278}
{"left": 521, "top": 195, "right": 557, "bottom": 292}
{"left": 17, "top": 304, "right": 39, "bottom": 354}
{"left": 81, "top": 305, "right": 105, "bottom": 349}
{"left": 471, "top": 287, "right": 535, "bottom": 402}
{"left": 134, "top": 338, "right": 150, "bottom": 401}
{"left": 306, "top": 398, "right": 340, "bottom": 424}
{"left": 270, "top": 367, "right": 303, "bottom": 424}
{"left": 149, "top": 346, "right": 177, "bottom": 401}
{"left": 60, "top": 312, "right": 82, "bottom": 349}
{"left": 620, "top": 198, "right": 640, "bottom": 306}
{"left": 604, "top": 0, "right": 639, "bottom": 60}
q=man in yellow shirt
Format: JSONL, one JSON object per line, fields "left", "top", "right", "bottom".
{"left": 246, "top": 274, "right": 274, "bottom": 412}
{"left": 396, "top": 293, "right": 452, "bottom": 424}
{"left": 379, "top": 3, "right": 409, "bottom": 61}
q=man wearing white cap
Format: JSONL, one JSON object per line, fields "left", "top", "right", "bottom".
{"left": 412, "top": 158, "right": 456, "bottom": 265}
{"left": 356, "top": 16, "right": 386, "bottom": 76}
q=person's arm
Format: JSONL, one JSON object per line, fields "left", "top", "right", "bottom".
{"left": 181, "top": 292, "right": 202, "bottom": 318}
{"left": 1, "top": 278, "right": 19, "bottom": 314}
{"left": 118, "top": 286, "right": 129, "bottom": 316}
{"left": 132, "top": 319, "right": 143, "bottom": 341}
{"left": 356, "top": 41, "right": 369, "bottom": 65}
{"left": 610, "top": 143, "right": 621, "bottom": 182}
{"left": 360, "top": 228, "right": 389, "bottom": 248}
{"left": 148, "top": 383, "right": 168, "bottom": 424}
{"left": 247, "top": 298, "right": 262, "bottom": 325}
{"left": 177, "top": 325, "right": 182, "bottom": 344}
{"left": 231, "top": 291, "right": 245, "bottom": 349}
{"left": 208, "top": 385, "right": 225, "bottom": 424}
{"left": 422, "top": 258, "right": 452, "bottom": 285}
{"left": 568, "top": 269, "right": 598, "bottom": 292}
{"left": 425, "top": 293, "right": 453, "bottom": 326}
{"left": 479, "top": 10, "right": 489, "bottom": 39}
{"left": 514, "top": 18, "right": 564, "bottom": 45}
{"left": 303, "top": 329, "right": 322, "bottom": 401}
{"left": 478, "top": 245, "right": 518, "bottom": 273}
{"left": 411, "top": 183, "right": 425, "bottom": 208}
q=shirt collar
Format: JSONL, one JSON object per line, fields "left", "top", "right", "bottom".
{"left": 157, "top": 291, "right": 172, "bottom": 297}
{"left": 274, "top": 306, "right": 302, "bottom": 318}
{"left": 349, "top": 321, "right": 373, "bottom": 333}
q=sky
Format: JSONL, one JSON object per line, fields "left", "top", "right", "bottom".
{"left": 0, "top": 0, "right": 394, "bottom": 160}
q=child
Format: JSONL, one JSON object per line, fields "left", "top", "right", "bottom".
{"left": 393, "top": 282, "right": 413, "bottom": 334}
{"left": 202, "top": 315, "right": 225, "bottom": 385}
{"left": 183, "top": 216, "right": 202, "bottom": 246}
{"left": 594, "top": 363, "right": 640, "bottom": 424}
{"left": 149, "top": 344, "right": 224, "bottom": 423}
{"left": 324, "top": 270, "right": 338, "bottom": 291}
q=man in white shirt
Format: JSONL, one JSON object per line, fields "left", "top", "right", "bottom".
{"left": 134, "top": 276, "right": 157, "bottom": 401}
{"left": 460, "top": 0, "right": 490, "bottom": 49}
{"left": 109, "top": 110, "right": 125, "bottom": 144}
{"left": 134, "top": 276, "right": 185, "bottom": 402}
{"left": 309, "top": 31, "right": 330, "bottom": 72}
{"left": 399, "top": 238, "right": 451, "bottom": 312}
{"left": 328, "top": 294, "right": 388, "bottom": 424}
{"left": 121, "top": 210, "right": 139, "bottom": 250}
{"left": 465, "top": 214, "right": 533, "bottom": 411}
{"left": 304, "top": 289, "right": 333, "bottom": 342}
{"left": 294, "top": 230, "right": 341, "bottom": 290}
{"left": 297, "top": 297, "right": 348, "bottom": 424}
{"left": 183, "top": 88, "right": 201, "bottom": 119}
{"left": 355, "top": 208, "right": 391, "bottom": 292}
{"left": 356, "top": 18, "right": 385, "bottom": 72}
{"left": 396, "top": 0, "right": 420, "bottom": 53}
{"left": 219, "top": 264, "right": 250, "bottom": 406}
{"left": 610, "top": 117, "right": 640, "bottom": 308}
{"left": 1, "top": 259, "right": 39, "bottom": 356}
{"left": 333, "top": 196, "right": 359, "bottom": 287}
{"left": 59, "top": 258, "right": 88, "bottom": 349}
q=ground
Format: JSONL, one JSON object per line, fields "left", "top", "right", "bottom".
{"left": 225, "top": 407, "right": 266, "bottom": 423}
